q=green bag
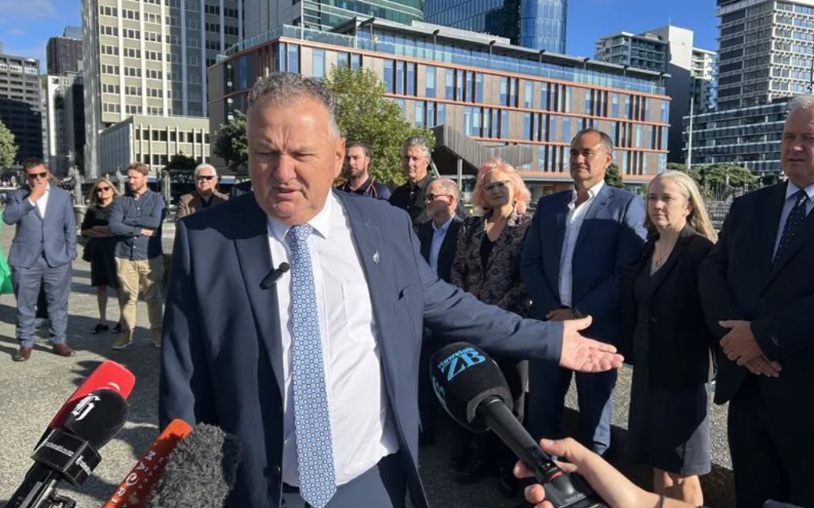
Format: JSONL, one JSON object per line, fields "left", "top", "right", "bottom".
{"left": 0, "top": 223, "right": 12, "bottom": 295}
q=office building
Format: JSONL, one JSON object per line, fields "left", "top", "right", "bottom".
{"left": 99, "top": 114, "right": 210, "bottom": 175}
{"left": 691, "top": 47, "right": 716, "bottom": 114}
{"left": 243, "top": 0, "right": 422, "bottom": 38}
{"left": 81, "top": 0, "right": 243, "bottom": 178}
{"left": 0, "top": 49, "right": 42, "bottom": 162}
{"left": 211, "top": 18, "right": 669, "bottom": 194}
{"left": 425, "top": 0, "right": 567, "bottom": 53}
{"left": 44, "top": 73, "right": 86, "bottom": 175}
{"left": 47, "top": 27, "right": 83, "bottom": 75}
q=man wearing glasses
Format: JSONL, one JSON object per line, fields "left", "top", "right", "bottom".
{"left": 175, "top": 163, "right": 229, "bottom": 221}
{"left": 3, "top": 158, "right": 77, "bottom": 362}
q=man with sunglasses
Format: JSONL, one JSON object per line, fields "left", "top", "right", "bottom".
{"left": 3, "top": 158, "right": 77, "bottom": 362}
{"left": 175, "top": 163, "right": 229, "bottom": 221}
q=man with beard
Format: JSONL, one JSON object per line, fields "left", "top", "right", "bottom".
{"left": 336, "top": 142, "right": 391, "bottom": 200}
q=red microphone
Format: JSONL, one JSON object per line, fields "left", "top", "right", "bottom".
{"left": 36, "top": 360, "right": 136, "bottom": 448}
{"left": 103, "top": 419, "right": 194, "bottom": 508}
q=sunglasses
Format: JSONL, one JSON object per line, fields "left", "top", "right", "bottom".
{"left": 96, "top": 186, "right": 112, "bottom": 192}
{"left": 196, "top": 175, "right": 215, "bottom": 181}
{"left": 26, "top": 172, "right": 48, "bottom": 180}
{"left": 483, "top": 180, "right": 510, "bottom": 191}
{"left": 425, "top": 193, "right": 450, "bottom": 201}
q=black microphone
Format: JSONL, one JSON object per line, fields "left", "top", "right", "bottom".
{"left": 5, "top": 389, "right": 129, "bottom": 508}
{"left": 145, "top": 423, "right": 242, "bottom": 507}
{"left": 259, "top": 262, "right": 290, "bottom": 289}
{"left": 430, "top": 343, "right": 608, "bottom": 508}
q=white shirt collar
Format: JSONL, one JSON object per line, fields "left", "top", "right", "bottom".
{"left": 786, "top": 181, "right": 814, "bottom": 202}
{"left": 569, "top": 180, "right": 605, "bottom": 206}
{"left": 267, "top": 190, "right": 335, "bottom": 243}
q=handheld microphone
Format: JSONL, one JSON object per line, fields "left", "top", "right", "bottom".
{"left": 6, "top": 389, "right": 130, "bottom": 508}
{"left": 39, "top": 360, "right": 135, "bottom": 447}
{"left": 430, "top": 343, "right": 608, "bottom": 508}
{"left": 260, "top": 262, "right": 290, "bottom": 289}
{"left": 104, "top": 419, "right": 194, "bottom": 508}
{"left": 145, "top": 423, "right": 242, "bottom": 507}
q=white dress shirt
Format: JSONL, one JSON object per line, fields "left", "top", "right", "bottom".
{"left": 429, "top": 215, "right": 455, "bottom": 275}
{"left": 28, "top": 184, "right": 50, "bottom": 219}
{"left": 267, "top": 191, "right": 399, "bottom": 487}
{"left": 773, "top": 181, "right": 814, "bottom": 258}
{"left": 558, "top": 181, "right": 605, "bottom": 307}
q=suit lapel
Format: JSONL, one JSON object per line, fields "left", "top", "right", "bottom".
{"left": 418, "top": 223, "right": 431, "bottom": 261}
{"left": 231, "top": 198, "right": 284, "bottom": 396}
{"left": 27, "top": 186, "right": 44, "bottom": 220}
{"left": 649, "top": 228, "right": 694, "bottom": 296}
{"left": 549, "top": 193, "right": 570, "bottom": 289}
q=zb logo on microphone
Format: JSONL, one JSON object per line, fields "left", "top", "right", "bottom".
{"left": 71, "top": 394, "right": 101, "bottom": 421}
{"left": 439, "top": 347, "right": 486, "bottom": 381}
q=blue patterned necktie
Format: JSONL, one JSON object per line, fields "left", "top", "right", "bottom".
{"left": 287, "top": 224, "right": 336, "bottom": 508}
{"left": 775, "top": 190, "right": 809, "bottom": 263}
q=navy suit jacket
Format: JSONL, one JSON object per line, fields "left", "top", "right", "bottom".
{"left": 520, "top": 185, "right": 646, "bottom": 343}
{"left": 417, "top": 216, "right": 461, "bottom": 283}
{"left": 699, "top": 183, "right": 814, "bottom": 432}
{"left": 159, "top": 191, "right": 568, "bottom": 508}
{"left": 2, "top": 185, "right": 76, "bottom": 268}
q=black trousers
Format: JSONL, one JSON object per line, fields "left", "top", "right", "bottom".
{"left": 728, "top": 377, "right": 814, "bottom": 508}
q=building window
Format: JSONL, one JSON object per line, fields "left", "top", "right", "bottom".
{"left": 396, "top": 61, "right": 405, "bottom": 94}
{"left": 406, "top": 62, "right": 416, "bottom": 96}
{"left": 415, "top": 101, "right": 424, "bottom": 127}
{"left": 475, "top": 73, "right": 483, "bottom": 103}
{"left": 384, "top": 60, "right": 394, "bottom": 93}
{"left": 524, "top": 113, "right": 532, "bottom": 140}
{"left": 524, "top": 81, "right": 533, "bottom": 108}
{"left": 312, "top": 49, "right": 325, "bottom": 79}
{"left": 438, "top": 103, "right": 446, "bottom": 125}
{"left": 500, "top": 77, "right": 508, "bottom": 106}
{"left": 445, "top": 70, "right": 454, "bottom": 100}
{"left": 288, "top": 44, "right": 299, "bottom": 74}
{"left": 350, "top": 53, "right": 361, "bottom": 71}
{"left": 425, "top": 67, "right": 436, "bottom": 98}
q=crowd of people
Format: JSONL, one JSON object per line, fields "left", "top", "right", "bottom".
{"left": 2, "top": 72, "right": 812, "bottom": 508}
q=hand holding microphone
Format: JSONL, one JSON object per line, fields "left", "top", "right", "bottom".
{"left": 430, "top": 342, "right": 608, "bottom": 508}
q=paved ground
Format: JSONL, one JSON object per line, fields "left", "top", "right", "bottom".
{"left": 0, "top": 221, "right": 736, "bottom": 507}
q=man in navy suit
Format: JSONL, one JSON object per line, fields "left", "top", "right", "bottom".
{"left": 159, "top": 74, "right": 624, "bottom": 508}
{"left": 3, "top": 158, "right": 77, "bottom": 362}
{"left": 699, "top": 94, "right": 814, "bottom": 508}
{"left": 521, "top": 129, "right": 647, "bottom": 455}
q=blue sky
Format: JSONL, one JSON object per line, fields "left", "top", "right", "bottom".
{"left": 0, "top": 0, "right": 718, "bottom": 72}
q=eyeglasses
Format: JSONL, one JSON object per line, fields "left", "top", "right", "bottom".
{"left": 96, "top": 186, "right": 111, "bottom": 192}
{"left": 26, "top": 172, "right": 48, "bottom": 180}
{"left": 483, "top": 180, "right": 510, "bottom": 191}
{"left": 425, "top": 193, "right": 451, "bottom": 201}
{"left": 196, "top": 175, "right": 215, "bottom": 181}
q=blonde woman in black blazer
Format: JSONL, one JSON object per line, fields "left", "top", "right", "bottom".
{"left": 620, "top": 170, "right": 717, "bottom": 506}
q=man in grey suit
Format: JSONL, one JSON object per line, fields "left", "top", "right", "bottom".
{"left": 3, "top": 158, "right": 77, "bottom": 362}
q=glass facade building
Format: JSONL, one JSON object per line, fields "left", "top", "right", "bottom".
{"left": 425, "top": 0, "right": 567, "bottom": 53}
{"left": 212, "top": 19, "right": 669, "bottom": 189}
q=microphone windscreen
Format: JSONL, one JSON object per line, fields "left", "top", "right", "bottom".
{"left": 62, "top": 389, "right": 129, "bottom": 450}
{"left": 146, "top": 423, "right": 242, "bottom": 507}
{"left": 430, "top": 342, "right": 513, "bottom": 432}
{"left": 47, "top": 360, "right": 135, "bottom": 432}
{"left": 104, "top": 419, "right": 194, "bottom": 508}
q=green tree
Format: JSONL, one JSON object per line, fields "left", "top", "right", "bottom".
{"left": 0, "top": 119, "right": 17, "bottom": 169}
{"left": 324, "top": 66, "right": 435, "bottom": 186}
{"left": 667, "top": 162, "right": 703, "bottom": 188}
{"left": 213, "top": 111, "right": 248, "bottom": 173}
{"left": 164, "top": 152, "right": 199, "bottom": 172}
{"left": 699, "top": 163, "right": 759, "bottom": 190}
{"left": 604, "top": 163, "right": 625, "bottom": 188}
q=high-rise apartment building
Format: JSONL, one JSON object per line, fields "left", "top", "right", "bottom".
{"left": 0, "top": 49, "right": 42, "bottom": 162}
{"left": 594, "top": 31, "right": 669, "bottom": 73}
{"left": 47, "top": 27, "right": 83, "bottom": 75}
{"left": 716, "top": 0, "right": 814, "bottom": 110}
{"left": 684, "top": 0, "right": 814, "bottom": 175}
{"left": 81, "top": 0, "right": 242, "bottom": 177}
{"left": 595, "top": 25, "right": 715, "bottom": 162}
{"left": 425, "top": 0, "right": 567, "bottom": 53}
{"left": 243, "top": 0, "right": 423, "bottom": 38}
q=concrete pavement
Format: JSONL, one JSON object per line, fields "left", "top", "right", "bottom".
{"left": 0, "top": 222, "right": 735, "bottom": 507}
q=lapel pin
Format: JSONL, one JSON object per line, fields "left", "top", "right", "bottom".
{"left": 373, "top": 251, "right": 380, "bottom": 264}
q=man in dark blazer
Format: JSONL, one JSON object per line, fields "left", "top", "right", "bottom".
{"left": 699, "top": 95, "right": 814, "bottom": 508}
{"left": 416, "top": 177, "right": 462, "bottom": 444}
{"left": 417, "top": 178, "right": 462, "bottom": 283}
{"left": 174, "top": 163, "right": 228, "bottom": 221}
{"left": 521, "top": 128, "right": 647, "bottom": 455}
{"left": 159, "top": 73, "right": 624, "bottom": 508}
{"left": 3, "top": 158, "right": 76, "bottom": 362}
